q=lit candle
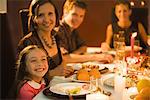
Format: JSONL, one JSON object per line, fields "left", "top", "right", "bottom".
{"left": 130, "top": 32, "right": 137, "bottom": 57}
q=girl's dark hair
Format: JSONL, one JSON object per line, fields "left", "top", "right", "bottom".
{"left": 28, "top": 0, "right": 59, "bottom": 32}
{"left": 16, "top": 45, "right": 38, "bottom": 80}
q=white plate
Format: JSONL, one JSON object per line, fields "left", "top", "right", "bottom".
{"left": 67, "top": 63, "right": 82, "bottom": 70}
{"left": 86, "top": 47, "right": 102, "bottom": 53}
{"left": 125, "top": 46, "right": 142, "bottom": 51}
{"left": 67, "top": 62, "right": 106, "bottom": 71}
{"left": 98, "top": 64, "right": 115, "bottom": 72}
{"left": 101, "top": 73, "right": 114, "bottom": 87}
{"left": 50, "top": 83, "right": 90, "bottom": 96}
{"left": 69, "top": 74, "right": 89, "bottom": 83}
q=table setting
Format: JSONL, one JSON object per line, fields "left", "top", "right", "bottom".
{"left": 33, "top": 37, "right": 150, "bottom": 100}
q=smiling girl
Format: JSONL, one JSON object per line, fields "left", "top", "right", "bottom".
{"left": 10, "top": 45, "right": 49, "bottom": 99}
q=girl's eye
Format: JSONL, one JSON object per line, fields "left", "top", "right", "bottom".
{"left": 42, "top": 58, "right": 47, "bottom": 61}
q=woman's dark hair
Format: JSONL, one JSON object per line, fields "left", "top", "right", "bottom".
{"left": 112, "top": 0, "right": 131, "bottom": 23}
{"left": 28, "top": 0, "right": 59, "bottom": 32}
{"left": 114, "top": 0, "right": 131, "bottom": 10}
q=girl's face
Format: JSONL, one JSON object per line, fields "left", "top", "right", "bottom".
{"left": 25, "top": 48, "right": 48, "bottom": 81}
{"left": 35, "top": 3, "right": 56, "bottom": 32}
{"left": 64, "top": 6, "right": 86, "bottom": 29}
{"left": 115, "top": 4, "right": 131, "bottom": 22}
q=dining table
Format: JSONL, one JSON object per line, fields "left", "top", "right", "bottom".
{"left": 32, "top": 47, "right": 149, "bottom": 100}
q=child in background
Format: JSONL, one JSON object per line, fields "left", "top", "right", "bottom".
{"left": 9, "top": 45, "right": 49, "bottom": 99}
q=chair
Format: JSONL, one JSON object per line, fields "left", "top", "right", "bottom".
{"left": 19, "top": 9, "right": 29, "bottom": 35}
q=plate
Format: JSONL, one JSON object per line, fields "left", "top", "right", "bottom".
{"left": 101, "top": 73, "right": 114, "bottom": 87}
{"left": 69, "top": 74, "right": 89, "bottom": 83}
{"left": 67, "top": 62, "right": 114, "bottom": 71}
{"left": 68, "top": 67, "right": 109, "bottom": 83}
{"left": 125, "top": 46, "right": 142, "bottom": 51}
{"left": 101, "top": 73, "right": 137, "bottom": 88}
{"left": 50, "top": 83, "right": 90, "bottom": 96}
{"left": 86, "top": 47, "right": 102, "bottom": 54}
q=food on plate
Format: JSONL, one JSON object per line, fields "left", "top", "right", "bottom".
{"left": 126, "top": 74, "right": 138, "bottom": 88}
{"left": 89, "top": 68, "right": 101, "bottom": 79}
{"left": 77, "top": 69, "right": 90, "bottom": 81}
{"left": 82, "top": 64, "right": 99, "bottom": 69}
{"left": 67, "top": 87, "right": 81, "bottom": 94}
{"left": 136, "top": 79, "right": 150, "bottom": 92}
{"left": 103, "top": 74, "right": 138, "bottom": 88}
{"left": 140, "top": 56, "right": 150, "bottom": 69}
{"left": 77, "top": 67, "right": 101, "bottom": 81}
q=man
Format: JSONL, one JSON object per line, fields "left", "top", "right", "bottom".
{"left": 57, "top": 0, "right": 87, "bottom": 55}
{"left": 57, "top": 0, "right": 113, "bottom": 63}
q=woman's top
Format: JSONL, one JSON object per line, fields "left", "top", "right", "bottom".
{"left": 57, "top": 21, "right": 86, "bottom": 53}
{"left": 17, "top": 31, "right": 62, "bottom": 70}
{"left": 111, "top": 21, "right": 147, "bottom": 49}
{"left": 18, "top": 79, "right": 46, "bottom": 100}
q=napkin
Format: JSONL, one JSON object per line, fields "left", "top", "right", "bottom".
{"left": 86, "top": 92, "right": 109, "bottom": 100}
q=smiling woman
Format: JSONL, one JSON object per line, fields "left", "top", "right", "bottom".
{"left": 101, "top": 0, "right": 148, "bottom": 53}
{"left": 17, "top": 0, "right": 74, "bottom": 81}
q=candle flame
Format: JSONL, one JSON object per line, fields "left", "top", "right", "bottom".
{"left": 131, "top": 32, "right": 137, "bottom": 38}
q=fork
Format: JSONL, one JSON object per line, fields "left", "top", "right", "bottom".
{"left": 65, "top": 90, "right": 73, "bottom": 100}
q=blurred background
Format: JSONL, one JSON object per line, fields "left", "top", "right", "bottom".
{"left": 1, "top": 0, "right": 150, "bottom": 99}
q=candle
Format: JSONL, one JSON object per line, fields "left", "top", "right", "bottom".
{"left": 130, "top": 32, "right": 137, "bottom": 57}
{"left": 86, "top": 92, "right": 109, "bottom": 100}
{"left": 114, "top": 74, "right": 126, "bottom": 100}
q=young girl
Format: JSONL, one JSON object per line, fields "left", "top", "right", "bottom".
{"left": 10, "top": 45, "right": 49, "bottom": 99}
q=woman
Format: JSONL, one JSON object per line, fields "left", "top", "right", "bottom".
{"left": 18, "top": 0, "right": 73, "bottom": 79}
{"left": 101, "top": 0, "right": 148, "bottom": 52}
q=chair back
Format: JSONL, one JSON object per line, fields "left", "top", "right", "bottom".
{"left": 19, "top": 9, "right": 29, "bottom": 35}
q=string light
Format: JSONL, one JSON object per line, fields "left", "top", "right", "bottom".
{"left": 130, "top": 1, "right": 135, "bottom": 6}
{"left": 140, "top": 1, "right": 145, "bottom": 6}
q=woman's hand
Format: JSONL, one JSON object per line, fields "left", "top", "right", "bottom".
{"left": 101, "top": 42, "right": 111, "bottom": 52}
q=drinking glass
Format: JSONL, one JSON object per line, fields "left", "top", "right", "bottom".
{"left": 90, "top": 76, "right": 98, "bottom": 92}
{"left": 113, "top": 34, "right": 119, "bottom": 50}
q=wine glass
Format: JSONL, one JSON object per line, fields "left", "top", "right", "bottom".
{"left": 113, "top": 34, "right": 119, "bottom": 50}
